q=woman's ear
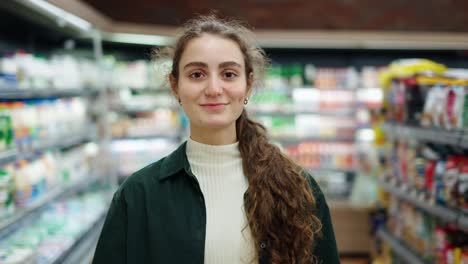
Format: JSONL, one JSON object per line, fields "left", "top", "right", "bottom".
{"left": 246, "top": 72, "right": 254, "bottom": 97}
{"left": 169, "top": 74, "right": 178, "bottom": 98}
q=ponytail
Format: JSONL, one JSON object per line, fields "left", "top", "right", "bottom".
{"left": 236, "top": 110, "right": 322, "bottom": 264}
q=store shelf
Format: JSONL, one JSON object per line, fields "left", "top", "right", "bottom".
{"left": 113, "top": 133, "right": 182, "bottom": 141}
{"left": 110, "top": 104, "right": 179, "bottom": 113}
{"left": 379, "top": 179, "right": 459, "bottom": 224}
{"left": 0, "top": 177, "right": 96, "bottom": 240}
{"left": 376, "top": 227, "right": 429, "bottom": 264}
{"left": 15, "top": 133, "right": 94, "bottom": 161}
{"left": 0, "top": 148, "right": 17, "bottom": 166}
{"left": 52, "top": 210, "right": 106, "bottom": 264}
{"left": 0, "top": 87, "right": 99, "bottom": 100}
{"left": 249, "top": 108, "right": 355, "bottom": 117}
{"left": 2, "top": 133, "right": 94, "bottom": 165}
{"left": 382, "top": 123, "right": 462, "bottom": 146}
{"left": 307, "top": 167, "right": 355, "bottom": 173}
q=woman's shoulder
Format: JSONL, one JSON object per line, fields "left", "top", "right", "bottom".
{"left": 113, "top": 158, "right": 166, "bottom": 198}
{"left": 118, "top": 142, "right": 188, "bottom": 194}
{"left": 299, "top": 169, "right": 324, "bottom": 198}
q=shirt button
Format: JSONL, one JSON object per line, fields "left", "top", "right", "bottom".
{"left": 260, "top": 242, "right": 266, "bottom": 249}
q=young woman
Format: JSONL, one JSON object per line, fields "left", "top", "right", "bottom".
{"left": 93, "top": 15, "right": 339, "bottom": 264}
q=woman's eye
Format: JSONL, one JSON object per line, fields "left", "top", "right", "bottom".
{"left": 224, "top": 71, "right": 238, "bottom": 79}
{"left": 190, "top": 71, "right": 204, "bottom": 79}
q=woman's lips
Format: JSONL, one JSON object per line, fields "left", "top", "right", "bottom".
{"left": 200, "top": 103, "right": 228, "bottom": 110}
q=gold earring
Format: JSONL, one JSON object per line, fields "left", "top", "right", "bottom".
{"left": 244, "top": 98, "right": 249, "bottom": 105}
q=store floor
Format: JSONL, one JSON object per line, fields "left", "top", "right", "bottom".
{"left": 341, "top": 258, "right": 369, "bottom": 264}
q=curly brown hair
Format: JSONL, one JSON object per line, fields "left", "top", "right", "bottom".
{"left": 155, "top": 14, "right": 322, "bottom": 264}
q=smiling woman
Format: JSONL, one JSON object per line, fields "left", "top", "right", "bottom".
{"left": 170, "top": 33, "right": 251, "bottom": 144}
{"left": 92, "top": 14, "right": 340, "bottom": 264}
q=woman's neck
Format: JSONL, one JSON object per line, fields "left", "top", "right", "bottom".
{"left": 189, "top": 123, "right": 237, "bottom": 145}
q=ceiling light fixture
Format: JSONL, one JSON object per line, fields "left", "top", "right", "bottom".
{"left": 21, "top": 0, "right": 92, "bottom": 32}
{"left": 103, "top": 33, "right": 174, "bottom": 46}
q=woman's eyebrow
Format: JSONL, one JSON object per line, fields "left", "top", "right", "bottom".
{"left": 219, "top": 61, "right": 242, "bottom": 69}
{"left": 183, "top": 61, "right": 208, "bottom": 70}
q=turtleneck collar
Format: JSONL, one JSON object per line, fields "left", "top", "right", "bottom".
{"left": 186, "top": 138, "right": 241, "bottom": 167}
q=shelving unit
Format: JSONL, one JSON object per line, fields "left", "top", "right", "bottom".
{"left": 382, "top": 123, "right": 463, "bottom": 146}
{"left": 376, "top": 227, "right": 429, "bottom": 264}
{"left": 0, "top": 149, "right": 17, "bottom": 166}
{"left": 0, "top": 87, "right": 100, "bottom": 100}
{"left": 113, "top": 134, "right": 182, "bottom": 141}
{"left": 109, "top": 106, "right": 179, "bottom": 114}
{"left": 273, "top": 136, "right": 355, "bottom": 144}
{"left": 248, "top": 108, "right": 355, "bottom": 117}
{"left": 50, "top": 210, "right": 107, "bottom": 264}
{"left": 0, "top": 3, "right": 111, "bottom": 263}
{"left": 379, "top": 179, "right": 460, "bottom": 225}
{"left": 0, "top": 177, "right": 98, "bottom": 240}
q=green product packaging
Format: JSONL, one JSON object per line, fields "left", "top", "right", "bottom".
{"left": 0, "top": 112, "right": 6, "bottom": 151}
{"left": 462, "top": 89, "right": 468, "bottom": 129}
{"left": 289, "top": 64, "right": 304, "bottom": 87}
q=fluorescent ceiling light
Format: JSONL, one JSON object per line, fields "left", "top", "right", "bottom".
{"left": 23, "top": 0, "right": 92, "bottom": 32}
{"left": 104, "top": 33, "right": 174, "bottom": 46}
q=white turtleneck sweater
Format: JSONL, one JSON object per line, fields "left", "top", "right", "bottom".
{"left": 186, "top": 138, "right": 257, "bottom": 264}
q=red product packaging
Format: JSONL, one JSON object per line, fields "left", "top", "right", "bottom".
{"left": 435, "top": 227, "right": 450, "bottom": 264}
{"left": 461, "top": 249, "right": 468, "bottom": 264}
{"left": 444, "top": 156, "right": 462, "bottom": 207}
{"left": 458, "top": 158, "right": 468, "bottom": 211}
{"left": 425, "top": 160, "right": 437, "bottom": 197}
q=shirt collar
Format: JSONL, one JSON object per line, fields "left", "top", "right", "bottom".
{"left": 158, "top": 141, "right": 193, "bottom": 181}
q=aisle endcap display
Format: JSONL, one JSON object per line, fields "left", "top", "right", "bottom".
{"left": 378, "top": 59, "right": 447, "bottom": 88}
{"left": 0, "top": 176, "right": 99, "bottom": 241}
{"left": 376, "top": 227, "right": 429, "bottom": 264}
{"left": 380, "top": 179, "right": 459, "bottom": 225}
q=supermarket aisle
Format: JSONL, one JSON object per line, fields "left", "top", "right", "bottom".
{"left": 1, "top": 1, "right": 468, "bottom": 263}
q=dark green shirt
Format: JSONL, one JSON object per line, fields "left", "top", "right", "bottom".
{"left": 93, "top": 142, "right": 340, "bottom": 264}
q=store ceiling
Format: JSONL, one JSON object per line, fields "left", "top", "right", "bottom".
{"left": 81, "top": 0, "right": 468, "bottom": 32}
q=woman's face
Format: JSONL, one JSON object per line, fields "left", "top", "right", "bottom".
{"left": 171, "top": 33, "right": 251, "bottom": 134}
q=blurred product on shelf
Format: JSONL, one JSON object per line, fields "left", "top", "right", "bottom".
{"left": 111, "top": 139, "right": 179, "bottom": 178}
{"left": 108, "top": 87, "right": 177, "bottom": 112}
{"left": 0, "top": 98, "right": 89, "bottom": 152}
{"left": 249, "top": 87, "right": 356, "bottom": 113}
{"left": 0, "top": 52, "right": 102, "bottom": 89}
{"left": 0, "top": 191, "right": 107, "bottom": 264}
{"left": 385, "top": 138, "right": 468, "bottom": 211}
{"left": 103, "top": 56, "right": 169, "bottom": 90}
{"left": 110, "top": 109, "right": 180, "bottom": 139}
{"left": 383, "top": 196, "right": 468, "bottom": 263}
{"left": 264, "top": 64, "right": 359, "bottom": 89}
{"left": 314, "top": 67, "right": 359, "bottom": 90}
{"left": 276, "top": 115, "right": 354, "bottom": 139}
{"left": 284, "top": 141, "right": 355, "bottom": 198}
{"left": 0, "top": 110, "right": 14, "bottom": 151}
{"left": 380, "top": 59, "right": 468, "bottom": 130}
{"left": 285, "top": 141, "right": 355, "bottom": 171}
{"left": 0, "top": 143, "right": 98, "bottom": 221}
